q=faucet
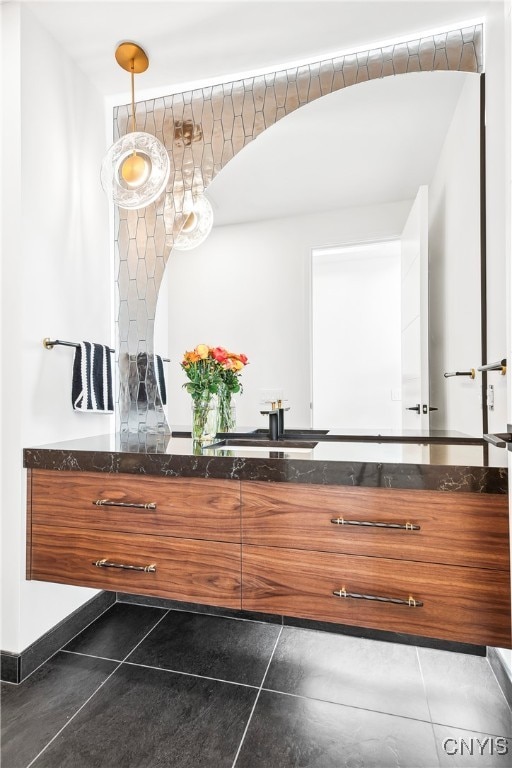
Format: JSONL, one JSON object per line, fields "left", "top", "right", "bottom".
{"left": 260, "top": 399, "right": 290, "bottom": 440}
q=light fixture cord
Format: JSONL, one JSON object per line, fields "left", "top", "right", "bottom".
{"left": 130, "top": 60, "right": 136, "bottom": 134}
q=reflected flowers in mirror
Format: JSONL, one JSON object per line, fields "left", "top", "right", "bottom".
{"left": 212, "top": 347, "right": 249, "bottom": 432}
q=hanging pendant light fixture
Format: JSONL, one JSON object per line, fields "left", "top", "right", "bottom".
{"left": 101, "top": 42, "right": 170, "bottom": 210}
{"left": 173, "top": 193, "right": 214, "bottom": 251}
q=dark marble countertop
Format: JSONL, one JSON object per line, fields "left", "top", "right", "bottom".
{"left": 23, "top": 431, "right": 507, "bottom": 494}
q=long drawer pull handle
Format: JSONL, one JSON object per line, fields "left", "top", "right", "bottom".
{"left": 331, "top": 517, "right": 420, "bottom": 531}
{"left": 93, "top": 499, "right": 157, "bottom": 510}
{"left": 93, "top": 558, "right": 156, "bottom": 573}
{"left": 333, "top": 588, "right": 423, "bottom": 607}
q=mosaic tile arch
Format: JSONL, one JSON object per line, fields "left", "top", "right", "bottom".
{"left": 113, "top": 23, "right": 483, "bottom": 439}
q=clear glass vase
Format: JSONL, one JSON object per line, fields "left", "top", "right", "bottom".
{"left": 217, "top": 389, "right": 236, "bottom": 433}
{"left": 191, "top": 396, "right": 218, "bottom": 445}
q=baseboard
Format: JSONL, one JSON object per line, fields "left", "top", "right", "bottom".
{"left": 283, "top": 615, "right": 487, "bottom": 656}
{"left": 0, "top": 591, "right": 116, "bottom": 684}
{"left": 488, "top": 646, "right": 512, "bottom": 707}
{"left": 116, "top": 592, "right": 486, "bottom": 656}
{"left": 116, "top": 592, "right": 283, "bottom": 625}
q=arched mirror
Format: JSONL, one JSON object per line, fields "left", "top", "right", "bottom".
{"left": 160, "top": 69, "right": 482, "bottom": 437}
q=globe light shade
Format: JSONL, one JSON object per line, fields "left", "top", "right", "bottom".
{"left": 101, "top": 131, "right": 170, "bottom": 210}
{"left": 174, "top": 194, "right": 214, "bottom": 251}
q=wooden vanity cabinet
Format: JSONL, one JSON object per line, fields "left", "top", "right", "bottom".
{"left": 241, "top": 481, "right": 512, "bottom": 648}
{"left": 27, "top": 470, "right": 511, "bottom": 647}
{"left": 27, "top": 470, "right": 242, "bottom": 609}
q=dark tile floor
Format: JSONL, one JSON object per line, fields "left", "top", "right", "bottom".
{"left": 1, "top": 602, "right": 511, "bottom": 768}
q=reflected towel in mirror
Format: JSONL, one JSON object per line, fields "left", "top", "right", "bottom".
{"left": 155, "top": 354, "right": 167, "bottom": 406}
{"left": 135, "top": 352, "right": 167, "bottom": 406}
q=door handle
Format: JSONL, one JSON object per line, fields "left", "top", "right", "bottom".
{"left": 423, "top": 405, "right": 438, "bottom": 414}
{"left": 406, "top": 404, "right": 421, "bottom": 413}
{"left": 483, "top": 432, "right": 512, "bottom": 448}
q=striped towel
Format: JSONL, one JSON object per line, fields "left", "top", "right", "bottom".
{"left": 72, "top": 342, "right": 114, "bottom": 413}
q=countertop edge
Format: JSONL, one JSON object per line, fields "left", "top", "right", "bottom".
{"left": 23, "top": 448, "right": 508, "bottom": 494}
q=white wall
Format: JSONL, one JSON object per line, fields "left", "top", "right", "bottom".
{"left": 1, "top": 1, "right": 23, "bottom": 659}
{"left": 166, "top": 200, "right": 410, "bottom": 430}
{"left": 428, "top": 75, "right": 482, "bottom": 436}
{"left": 1, "top": 5, "right": 111, "bottom": 654}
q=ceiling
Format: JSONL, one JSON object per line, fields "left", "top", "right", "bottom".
{"left": 24, "top": 0, "right": 494, "bottom": 100}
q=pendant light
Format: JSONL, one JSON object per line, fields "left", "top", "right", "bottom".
{"left": 173, "top": 194, "right": 214, "bottom": 251}
{"left": 101, "top": 42, "right": 170, "bottom": 210}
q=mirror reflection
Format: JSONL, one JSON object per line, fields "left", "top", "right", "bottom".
{"left": 163, "top": 70, "right": 482, "bottom": 436}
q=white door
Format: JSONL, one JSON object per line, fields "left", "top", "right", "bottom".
{"left": 311, "top": 241, "right": 402, "bottom": 431}
{"left": 401, "top": 185, "right": 430, "bottom": 430}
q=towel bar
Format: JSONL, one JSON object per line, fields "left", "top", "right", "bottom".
{"left": 43, "top": 338, "right": 170, "bottom": 362}
{"left": 444, "top": 369, "right": 476, "bottom": 379}
{"left": 43, "top": 338, "right": 114, "bottom": 352}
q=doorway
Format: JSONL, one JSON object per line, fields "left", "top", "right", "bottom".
{"left": 311, "top": 240, "right": 402, "bottom": 430}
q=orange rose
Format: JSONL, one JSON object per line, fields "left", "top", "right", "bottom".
{"left": 229, "top": 352, "right": 248, "bottom": 366}
{"left": 195, "top": 344, "right": 210, "bottom": 359}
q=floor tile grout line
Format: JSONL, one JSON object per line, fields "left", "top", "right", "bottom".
{"left": 24, "top": 610, "right": 171, "bottom": 768}
{"left": 259, "top": 686, "right": 435, "bottom": 728}
{"left": 415, "top": 646, "right": 443, "bottom": 766}
{"left": 416, "top": 647, "right": 434, "bottom": 723}
{"left": 231, "top": 625, "right": 283, "bottom": 768}
{"left": 122, "top": 659, "right": 260, "bottom": 690}
{"left": 12, "top": 601, "right": 117, "bottom": 688}
{"left": 60, "top": 650, "right": 262, "bottom": 691}
{"left": 430, "top": 721, "right": 443, "bottom": 768}
{"left": 118, "top": 608, "right": 170, "bottom": 662}
{"left": 60, "top": 648, "right": 123, "bottom": 663}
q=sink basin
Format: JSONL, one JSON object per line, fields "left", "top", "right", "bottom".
{"left": 252, "top": 428, "right": 329, "bottom": 437}
{"left": 204, "top": 438, "right": 317, "bottom": 452}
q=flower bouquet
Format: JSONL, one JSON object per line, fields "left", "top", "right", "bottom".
{"left": 181, "top": 344, "right": 248, "bottom": 442}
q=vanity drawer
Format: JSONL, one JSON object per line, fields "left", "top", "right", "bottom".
{"left": 241, "top": 545, "right": 511, "bottom": 648}
{"left": 241, "top": 482, "right": 510, "bottom": 569}
{"left": 30, "top": 524, "right": 241, "bottom": 608}
{"left": 31, "top": 470, "right": 241, "bottom": 542}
